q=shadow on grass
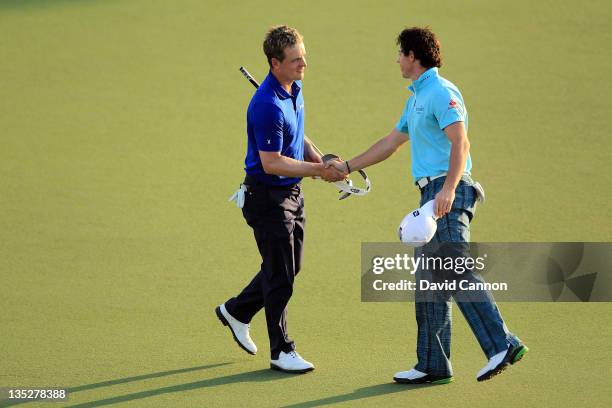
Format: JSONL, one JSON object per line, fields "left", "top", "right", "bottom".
{"left": 282, "top": 382, "right": 441, "bottom": 408}
{"left": 0, "top": 363, "right": 231, "bottom": 407}
{"left": 65, "top": 369, "right": 293, "bottom": 407}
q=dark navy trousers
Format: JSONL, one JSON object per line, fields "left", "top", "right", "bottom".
{"left": 225, "top": 182, "right": 304, "bottom": 360}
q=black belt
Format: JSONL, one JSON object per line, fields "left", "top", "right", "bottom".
{"left": 243, "top": 175, "right": 300, "bottom": 190}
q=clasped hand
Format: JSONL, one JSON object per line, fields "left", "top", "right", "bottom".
{"left": 320, "top": 158, "right": 348, "bottom": 182}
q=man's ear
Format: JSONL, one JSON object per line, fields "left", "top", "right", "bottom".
{"left": 270, "top": 57, "right": 281, "bottom": 70}
{"left": 408, "top": 50, "right": 416, "bottom": 61}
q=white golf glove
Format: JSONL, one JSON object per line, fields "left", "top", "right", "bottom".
{"left": 228, "top": 184, "right": 247, "bottom": 208}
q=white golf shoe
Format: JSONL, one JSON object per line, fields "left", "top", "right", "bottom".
{"left": 476, "top": 350, "right": 507, "bottom": 381}
{"left": 393, "top": 368, "right": 453, "bottom": 384}
{"left": 270, "top": 351, "right": 314, "bottom": 374}
{"left": 215, "top": 304, "right": 257, "bottom": 355}
{"left": 477, "top": 343, "right": 529, "bottom": 382}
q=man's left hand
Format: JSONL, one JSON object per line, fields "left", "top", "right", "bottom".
{"left": 434, "top": 186, "right": 455, "bottom": 218}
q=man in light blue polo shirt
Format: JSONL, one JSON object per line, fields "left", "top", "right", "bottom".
{"left": 328, "top": 27, "right": 527, "bottom": 384}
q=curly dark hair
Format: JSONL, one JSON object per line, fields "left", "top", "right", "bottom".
{"left": 263, "top": 25, "right": 303, "bottom": 66}
{"left": 396, "top": 27, "right": 442, "bottom": 69}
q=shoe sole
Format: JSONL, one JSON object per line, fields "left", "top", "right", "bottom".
{"left": 215, "top": 306, "right": 256, "bottom": 356}
{"left": 431, "top": 377, "right": 454, "bottom": 384}
{"left": 270, "top": 363, "right": 314, "bottom": 374}
{"left": 510, "top": 345, "right": 528, "bottom": 365}
{"left": 394, "top": 376, "right": 454, "bottom": 385}
{"left": 477, "top": 363, "right": 509, "bottom": 382}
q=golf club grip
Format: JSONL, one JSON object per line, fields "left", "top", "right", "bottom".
{"left": 240, "top": 66, "right": 260, "bottom": 89}
{"left": 239, "top": 66, "right": 325, "bottom": 158}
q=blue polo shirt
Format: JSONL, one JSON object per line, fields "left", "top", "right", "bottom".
{"left": 244, "top": 71, "right": 305, "bottom": 186}
{"left": 396, "top": 67, "right": 472, "bottom": 182}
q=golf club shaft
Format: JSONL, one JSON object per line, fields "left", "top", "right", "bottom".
{"left": 239, "top": 66, "right": 325, "bottom": 158}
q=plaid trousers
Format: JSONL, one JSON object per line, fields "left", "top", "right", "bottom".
{"left": 413, "top": 176, "right": 520, "bottom": 377}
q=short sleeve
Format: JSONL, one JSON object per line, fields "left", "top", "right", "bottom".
{"left": 252, "top": 102, "right": 284, "bottom": 152}
{"left": 432, "top": 90, "right": 466, "bottom": 130}
{"left": 395, "top": 97, "right": 412, "bottom": 134}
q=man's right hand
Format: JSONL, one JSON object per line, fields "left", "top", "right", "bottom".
{"left": 319, "top": 162, "right": 347, "bottom": 182}
{"left": 324, "top": 159, "right": 348, "bottom": 174}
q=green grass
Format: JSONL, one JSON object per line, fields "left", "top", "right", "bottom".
{"left": 1, "top": 0, "right": 611, "bottom": 407}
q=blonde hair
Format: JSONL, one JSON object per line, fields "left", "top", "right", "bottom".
{"left": 263, "top": 25, "right": 303, "bottom": 66}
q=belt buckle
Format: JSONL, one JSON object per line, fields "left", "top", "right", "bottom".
{"left": 416, "top": 177, "right": 430, "bottom": 189}
{"left": 416, "top": 173, "right": 447, "bottom": 189}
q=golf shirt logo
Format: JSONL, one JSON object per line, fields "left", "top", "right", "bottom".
{"left": 448, "top": 99, "right": 462, "bottom": 113}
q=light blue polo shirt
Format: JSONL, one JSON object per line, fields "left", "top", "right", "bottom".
{"left": 396, "top": 67, "right": 471, "bottom": 182}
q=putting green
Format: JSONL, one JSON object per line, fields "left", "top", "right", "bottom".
{"left": 1, "top": 0, "right": 611, "bottom": 407}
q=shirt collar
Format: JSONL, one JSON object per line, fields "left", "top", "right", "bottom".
{"left": 267, "top": 71, "right": 301, "bottom": 100}
{"left": 407, "top": 67, "right": 439, "bottom": 93}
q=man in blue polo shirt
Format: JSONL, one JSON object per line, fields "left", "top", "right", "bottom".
{"left": 328, "top": 27, "right": 528, "bottom": 383}
{"left": 215, "top": 25, "right": 345, "bottom": 374}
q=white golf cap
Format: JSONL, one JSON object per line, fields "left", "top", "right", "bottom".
{"left": 398, "top": 200, "right": 438, "bottom": 247}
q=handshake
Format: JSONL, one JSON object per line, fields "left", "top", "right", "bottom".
{"left": 307, "top": 151, "right": 371, "bottom": 200}
{"left": 318, "top": 154, "right": 350, "bottom": 182}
